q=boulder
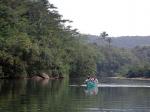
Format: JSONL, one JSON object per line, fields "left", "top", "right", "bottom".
{"left": 31, "top": 75, "right": 43, "bottom": 81}
{"left": 39, "top": 73, "right": 50, "bottom": 79}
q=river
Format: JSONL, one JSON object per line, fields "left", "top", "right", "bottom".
{"left": 0, "top": 78, "right": 150, "bottom": 112}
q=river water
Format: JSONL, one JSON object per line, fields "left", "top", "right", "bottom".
{"left": 0, "top": 78, "right": 150, "bottom": 112}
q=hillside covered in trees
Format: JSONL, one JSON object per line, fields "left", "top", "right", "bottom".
{"left": 0, "top": 0, "right": 98, "bottom": 78}
{"left": 86, "top": 35, "right": 150, "bottom": 48}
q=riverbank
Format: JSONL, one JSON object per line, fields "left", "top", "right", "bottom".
{"left": 0, "top": 74, "right": 64, "bottom": 80}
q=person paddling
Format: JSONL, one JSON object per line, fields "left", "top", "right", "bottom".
{"left": 84, "top": 75, "right": 91, "bottom": 84}
{"left": 90, "top": 75, "right": 99, "bottom": 84}
{"left": 93, "top": 75, "right": 99, "bottom": 84}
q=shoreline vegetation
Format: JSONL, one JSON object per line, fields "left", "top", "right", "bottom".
{"left": 2, "top": 76, "right": 150, "bottom": 81}
{"left": 110, "top": 77, "right": 150, "bottom": 81}
{"left": 1, "top": 0, "right": 150, "bottom": 79}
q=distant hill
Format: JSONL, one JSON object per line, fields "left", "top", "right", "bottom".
{"left": 85, "top": 35, "right": 150, "bottom": 48}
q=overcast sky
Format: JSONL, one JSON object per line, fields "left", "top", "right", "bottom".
{"left": 48, "top": 0, "right": 150, "bottom": 37}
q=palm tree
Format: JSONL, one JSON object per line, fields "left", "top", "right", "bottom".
{"left": 100, "top": 31, "right": 109, "bottom": 39}
{"left": 100, "top": 31, "right": 112, "bottom": 48}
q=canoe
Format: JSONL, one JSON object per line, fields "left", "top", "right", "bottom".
{"left": 86, "top": 81, "right": 97, "bottom": 89}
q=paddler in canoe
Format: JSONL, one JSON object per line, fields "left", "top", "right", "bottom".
{"left": 84, "top": 75, "right": 99, "bottom": 89}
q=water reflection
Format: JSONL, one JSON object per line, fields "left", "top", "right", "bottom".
{"left": 0, "top": 78, "right": 150, "bottom": 112}
{"left": 0, "top": 79, "right": 69, "bottom": 112}
{"left": 84, "top": 86, "right": 98, "bottom": 96}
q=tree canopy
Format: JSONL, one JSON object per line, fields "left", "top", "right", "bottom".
{"left": 0, "top": 0, "right": 98, "bottom": 78}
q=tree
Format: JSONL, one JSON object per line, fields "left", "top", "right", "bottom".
{"left": 100, "top": 31, "right": 112, "bottom": 48}
{"left": 100, "top": 31, "right": 109, "bottom": 39}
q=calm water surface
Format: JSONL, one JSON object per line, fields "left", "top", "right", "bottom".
{"left": 0, "top": 78, "right": 150, "bottom": 112}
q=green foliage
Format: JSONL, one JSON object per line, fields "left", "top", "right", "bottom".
{"left": 123, "top": 46, "right": 150, "bottom": 78}
{"left": 96, "top": 46, "right": 135, "bottom": 76}
{"left": 125, "top": 65, "right": 150, "bottom": 78}
{"left": 0, "top": 0, "right": 97, "bottom": 78}
{"left": 69, "top": 41, "right": 97, "bottom": 77}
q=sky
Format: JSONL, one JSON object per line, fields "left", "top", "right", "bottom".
{"left": 48, "top": 0, "right": 150, "bottom": 37}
